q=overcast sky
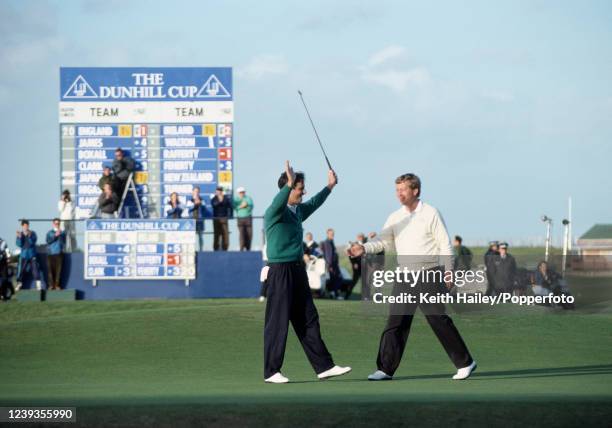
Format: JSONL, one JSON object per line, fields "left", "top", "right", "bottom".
{"left": 1, "top": 0, "right": 611, "bottom": 249}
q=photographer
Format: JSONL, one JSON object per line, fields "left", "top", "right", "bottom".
{"left": 46, "top": 218, "right": 66, "bottom": 290}
{"left": 111, "top": 148, "right": 135, "bottom": 196}
{"left": 186, "top": 186, "right": 209, "bottom": 250}
{"left": 57, "top": 189, "right": 76, "bottom": 252}
{"left": 16, "top": 220, "right": 42, "bottom": 291}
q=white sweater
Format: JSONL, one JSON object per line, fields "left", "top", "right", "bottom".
{"left": 363, "top": 200, "right": 454, "bottom": 271}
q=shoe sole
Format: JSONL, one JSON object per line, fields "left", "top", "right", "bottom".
{"left": 318, "top": 368, "right": 352, "bottom": 380}
{"left": 368, "top": 376, "right": 392, "bottom": 381}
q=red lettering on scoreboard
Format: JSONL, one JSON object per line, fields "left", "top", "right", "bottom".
{"left": 167, "top": 254, "right": 180, "bottom": 265}
{"left": 219, "top": 148, "right": 232, "bottom": 160}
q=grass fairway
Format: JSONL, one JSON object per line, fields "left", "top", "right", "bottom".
{"left": 1, "top": 299, "right": 611, "bottom": 427}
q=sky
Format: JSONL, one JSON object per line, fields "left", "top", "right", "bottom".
{"left": 0, "top": 0, "right": 611, "bottom": 250}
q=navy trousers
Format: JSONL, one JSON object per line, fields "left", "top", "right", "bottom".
{"left": 264, "top": 261, "right": 334, "bottom": 379}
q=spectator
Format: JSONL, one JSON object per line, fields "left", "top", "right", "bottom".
{"left": 186, "top": 186, "right": 209, "bottom": 251}
{"left": 484, "top": 240, "right": 499, "bottom": 296}
{"left": 46, "top": 218, "right": 66, "bottom": 290}
{"left": 320, "top": 228, "right": 343, "bottom": 299}
{"left": 98, "top": 165, "right": 114, "bottom": 191}
{"left": 534, "top": 261, "right": 575, "bottom": 309}
{"left": 303, "top": 232, "right": 320, "bottom": 263}
{"left": 0, "top": 236, "right": 13, "bottom": 300}
{"left": 534, "top": 261, "right": 560, "bottom": 291}
{"left": 15, "top": 220, "right": 42, "bottom": 291}
{"left": 234, "top": 186, "right": 254, "bottom": 251}
{"left": 111, "top": 148, "right": 135, "bottom": 196}
{"left": 98, "top": 183, "right": 119, "bottom": 219}
{"left": 165, "top": 192, "right": 184, "bottom": 219}
{"left": 491, "top": 242, "right": 517, "bottom": 294}
{"left": 57, "top": 189, "right": 77, "bottom": 252}
{"left": 453, "top": 235, "right": 473, "bottom": 271}
{"left": 211, "top": 186, "right": 232, "bottom": 251}
{"left": 346, "top": 232, "right": 367, "bottom": 299}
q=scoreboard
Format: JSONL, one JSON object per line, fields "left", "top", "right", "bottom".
{"left": 85, "top": 219, "right": 196, "bottom": 280}
{"left": 59, "top": 68, "right": 233, "bottom": 219}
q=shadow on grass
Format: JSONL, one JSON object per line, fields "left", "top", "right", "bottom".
{"left": 389, "top": 364, "right": 612, "bottom": 381}
{"left": 277, "top": 364, "right": 612, "bottom": 384}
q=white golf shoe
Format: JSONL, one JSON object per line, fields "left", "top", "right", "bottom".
{"left": 317, "top": 365, "right": 352, "bottom": 380}
{"left": 367, "top": 370, "right": 392, "bottom": 381}
{"left": 453, "top": 361, "right": 477, "bottom": 380}
{"left": 265, "top": 372, "right": 289, "bottom": 384}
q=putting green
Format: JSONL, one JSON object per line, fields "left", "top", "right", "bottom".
{"left": 0, "top": 298, "right": 610, "bottom": 427}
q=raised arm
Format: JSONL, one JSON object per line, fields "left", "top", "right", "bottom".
{"left": 299, "top": 169, "right": 337, "bottom": 221}
{"left": 264, "top": 161, "right": 294, "bottom": 225}
{"left": 264, "top": 186, "right": 290, "bottom": 225}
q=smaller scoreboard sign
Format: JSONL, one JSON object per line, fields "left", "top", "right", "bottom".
{"left": 85, "top": 219, "right": 196, "bottom": 280}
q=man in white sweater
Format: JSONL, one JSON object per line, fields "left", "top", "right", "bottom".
{"left": 349, "top": 173, "right": 476, "bottom": 381}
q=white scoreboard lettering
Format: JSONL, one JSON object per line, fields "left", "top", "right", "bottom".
{"left": 60, "top": 68, "right": 234, "bottom": 219}
{"left": 84, "top": 219, "right": 196, "bottom": 280}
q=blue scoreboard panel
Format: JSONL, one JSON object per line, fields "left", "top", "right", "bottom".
{"left": 85, "top": 219, "right": 196, "bottom": 280}
{"left": 59, "top": 68, "right": 233, "bottom": 219}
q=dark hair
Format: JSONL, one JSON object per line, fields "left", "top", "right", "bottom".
{"left": 193, "top": 186, "right": 200, "bottom": 191}
{"left": 454, "top": 235, "right": 462, "bottom": 243}
{"left": 395, "top": 173, "right": 421, "bottom": 197}
{"left": 62, "top": 189, "right": 70, "bottom": 196}
{"left": 278, "top": 171, "right": 305, "bottom": 189}
{"left": 115, "top": 148, "right": 123, "bottom": 153}
{"left": 53, "top": 217, "right": 60, "bottom": 223}
{"left": 21, "top": 219, "right": 29, "bottom": 226}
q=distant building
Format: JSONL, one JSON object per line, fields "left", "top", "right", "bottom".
{"left": 575, "top": 224, "right": 612, "bottom": 270}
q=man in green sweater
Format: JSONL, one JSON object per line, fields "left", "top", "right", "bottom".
{"left": 263, "top": 161, "right": 351, "bottom": 384}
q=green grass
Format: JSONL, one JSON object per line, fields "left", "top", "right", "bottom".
{"left": 0, "top": 298, "right": 611, "bottom": 427}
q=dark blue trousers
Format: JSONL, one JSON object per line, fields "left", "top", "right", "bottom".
{"left": 264, "top": 261, "right": 334, "bottom": 379}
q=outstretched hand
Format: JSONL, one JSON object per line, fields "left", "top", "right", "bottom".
{"left": 327, "top": 169, "right": 338, "bottom": 190}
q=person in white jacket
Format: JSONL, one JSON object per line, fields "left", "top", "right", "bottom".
{"left": 57, "top": 190, "right": 76, "bottom": 252}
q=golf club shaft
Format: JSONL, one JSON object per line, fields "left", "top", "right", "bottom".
{"left": 298, "top": 90, "right": 333, "bottom": 171}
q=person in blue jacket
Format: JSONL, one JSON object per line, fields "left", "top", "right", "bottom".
{"left": 186, "top": 186, "right": 209, "bottom": 250}
{"left": 46, "top": 218, "right": 66, "bottom": 290}
{"left": 16, "top": 219, "right": 42, "bottom": 291}
{"left": 165, "top": 192, "right": 184, "bottom": 219}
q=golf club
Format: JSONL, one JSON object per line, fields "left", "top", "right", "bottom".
{"left": 297, "top": 90, "right": 336, "bottom": 177}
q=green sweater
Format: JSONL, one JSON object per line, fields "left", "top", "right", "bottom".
{"left": 264, "top": 185, "right": 331, "bottom": 263}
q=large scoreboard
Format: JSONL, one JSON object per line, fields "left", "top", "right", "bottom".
{"left": 59, "top": 67, "right": 233, "bottom": 219}
{"left": 85, "top": 219, "right": 196, "bottom": 280}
